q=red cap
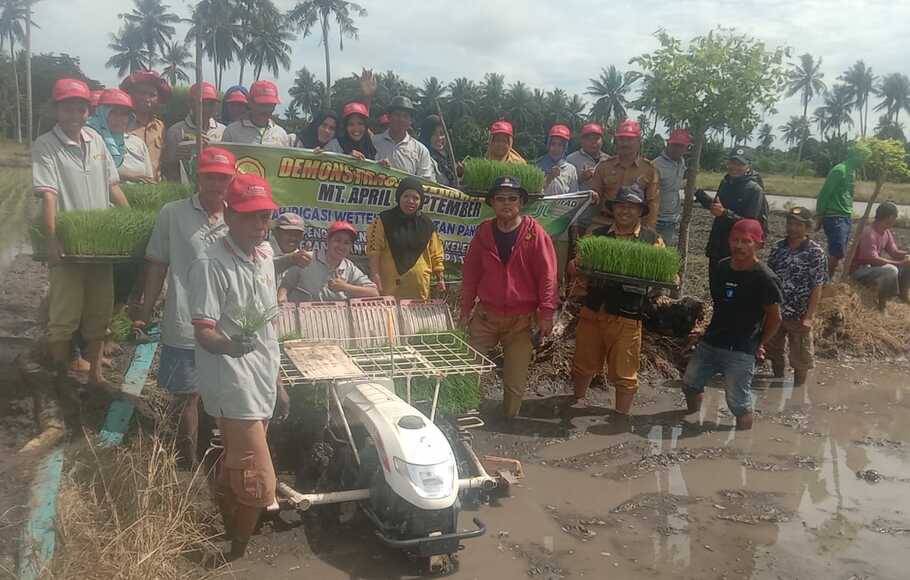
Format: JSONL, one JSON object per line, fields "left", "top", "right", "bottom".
{"left": 197, "top": 147, "right": 237, "bottom": 176}
{"left": 581, "top": 123, "right": 604, "bottom": 137}
{"left": 98, "top": 88, "right": 134, "bottom": 110}
{"left": 378, "top": 113, "right": 390, "bottom": 125}
{"left": 548, "top": 124, "right": 571, "bottom": 141}
{"left": 89, "top": 90, "right": 104, "bottom": 108}
{"left": 249, "top": 80, "right": 280, "bottom": 105}
{"left": 190, "top": 82, "right": 219, "bottom": 101}
{"left": 52, "top": 78, "right": 91, "bottom": 103}
{"left": 490, "top": 120, "right": 514, "bottom": 137}
{"left": 616, "top": 119, "right": 642, "bottom": 138}
{"left": 225, "top": 90, "right": 248, "bottom": 104}
{"left": 120, "top": 70, "right": 172, "bottom": 101}
{"left": 342, "top": 101, "right": 369, "bottom": 119}
{"left": 327, "top": 220, "right": 357, "bottom": 240}
{"left": 668, "top": 128, "right": 692, "bottom": 145}
{"left": 730, "top": 218, "right": 764, "bottom": 244}
{"left": 225, "top": 174, "right": 277, "bottom": 212}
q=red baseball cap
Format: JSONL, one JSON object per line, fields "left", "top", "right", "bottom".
{"left": 327, "top": 220, "right": 357, "bottom": 240}
{"left": 548, "top": 124, "right": 571, "bottom": 141}
{"left": 581, "top": 123, "right": 604, "bottom": 137}
{"left": 197, "top": 147, "right": 237, "bottom": 176}
{"left": 52, "top": 78, "right": 91, "bottom": 103}
{"left": 120, "top": 70, "right": 172, "bottom": 101}
{"left": 616, "top": 119, "right": 642, "bottom": 138}
{"left": 225, "top": 90, "right": 248, "bottom": 104}
{"left": 226, "top": 174, "right": 277, "bottom": 212}
{"left": 98, "top": 88, "right": 134, "bottom": 110}
{"left": 378, "top": 113, "right": 389, "bottom": 125}
{"left": 490, "top": 120, "right": 514, "bottom": 137}
{"left": 249, "top": 80, "right": 281, "bottom": 105}
{"left": 668, "top": 128, "right": 692, "bottom": 145}
{"left": 730, "top": 218, "right": 764, "bottom": 244}
{"left": 190, "top": 82, "right": 219, "bottom": 101}
{"left": 342, "top": 101, "right": 369, "bottom": 119}
{"left": 89, "top": 90, "right": 104, "bottom": 108}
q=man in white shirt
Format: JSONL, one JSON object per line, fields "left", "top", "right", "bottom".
{"left": 221, "top": 80, "right": 291, "bottom": 147}
{"left": 372, "top": 96, "right": 435, "bottom": 180}
{"left": 162, "top": 81, "right": 226, "bottom": 182}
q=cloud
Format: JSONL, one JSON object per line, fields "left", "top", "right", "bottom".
{"left": 31, "top": 0, "right": 910, "bottom": 142}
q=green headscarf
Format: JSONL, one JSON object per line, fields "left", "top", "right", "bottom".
{"left": 87, "top": 104, "right": 126, "bottom": 167}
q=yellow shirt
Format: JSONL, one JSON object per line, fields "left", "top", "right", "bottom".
{"left": 129, "top": 117, "right": 165, "bottom": 182}
{"left": 367, "top": 216, "right": 445, "bottom": 300}
{"left": 590, "top": 156, "right": 659, "bottom": 230}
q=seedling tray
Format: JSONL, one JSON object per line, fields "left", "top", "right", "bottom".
{"left": 579, "top": 267, "right": 678, "bottom": 291}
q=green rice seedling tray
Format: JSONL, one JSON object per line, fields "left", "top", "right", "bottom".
{"left": 461, "top": 157, "right": 546, "bottom": 194}
{"left": 579, "top": 267, "right": 678, "bottom": 291}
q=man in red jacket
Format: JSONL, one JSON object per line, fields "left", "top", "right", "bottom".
{"left": 461, "top": 176, "right": 558, "bottom": 419}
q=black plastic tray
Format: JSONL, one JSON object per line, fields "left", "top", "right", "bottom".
{"left": 579, "top": 267, "right": 678, "bottom": 291}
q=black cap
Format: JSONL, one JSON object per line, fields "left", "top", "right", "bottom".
{"left": 487, "top": 176, "right": 529, "bottom": 202}
{"left": 606, "top": 185, "right": 649, "bottom": 217}
{"left": 728, "top": 146, "right": 753, "bottom": 164}
{"left": 786, "top": 206, "right": 814, "bottom": 224}
{"left": 387, "top": 95, "right": 416, "bottom": 114}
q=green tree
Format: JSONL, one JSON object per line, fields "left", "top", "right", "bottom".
{"left": 159, "top": 40, "right": 191, "bottom": 86}
{"left": 813, "top": 84, "right": 854, "bottom": 139}
{"left": 186, "top": 0, "right": 241, "bottom": 91}
{"left": 289, "top": 0, "right": 367, "bottom": 108}
{"left": 0, "top": 0, "right": 35, "bottom": 143}
{"left": 631, "top": 28, "right": 787, "bottom": 282}
{"left": 875, "top": 73, "right": 910, "bottom": 125}
{"left": 757, "top": 123, "right": 774, "bottom": 150}
{"left": 566, "top": 94, "right": 587, "bottom": 132}
{"left": 840, "top": 60, "right": 876, "bottom": 137}
{"left": 874, "top": 114, "right": 906, "bottom": 142}
{"left": 780, "top": 115, "right": 810, "bottom": 149}
{"left": 446, "top": 77, "right": 479, "bottom": 121}
{"left": 505, "top": 81, "right": 532, "bottom": 129}
{"left": 841, "top": 138, "right": 910, "bottom": 281}
{"left": 785, "top": 53, "right": 827, "bottom": 176}
{"left": 586, "top": 65, "right": 635, "bottom": 127}
{"left": 119, "top": 0, "right": 180, "bottom": 63}
{"left": 244, "top": 17, "right": 294, "bottom": 80}
{"left": 107, "top": 24, "right": 152, "bottom": 77}
{"left": 288, "top": 66, "right": 325, "bottom": 121}
{"left": 479, "top": 72, "right": 505, "bottom": 124}
{"left": 417, "top": 76, "right": 447, "bottom": 118}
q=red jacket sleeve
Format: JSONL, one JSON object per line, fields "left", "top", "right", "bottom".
{"left": 461, "top": 225, "right": 484, "bottom": 317}
{"left": 533, "top": 221, "right": 559, "bottom": 319}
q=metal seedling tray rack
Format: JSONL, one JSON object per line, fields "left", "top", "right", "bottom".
{"left": 579, "top": 267, "right": 678, "bottom": 291}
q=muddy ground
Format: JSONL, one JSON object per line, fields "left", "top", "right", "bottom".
{"left": 1, "top": 195, "right": 910, "bottom": 578}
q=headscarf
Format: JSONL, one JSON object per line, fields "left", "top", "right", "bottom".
{"left": 380, "top": 177, "right": 436, "bottom": 275}
{"left": 87, "top": 104, "right": 127, "bottom": 167}
{"left": 337, "top": 112, "right": 377, "bottom": 159}
{"left": 485, "top": 132, "right": 525, "bottom": 164}
{"left": 221, "top": 85, "right": 249, "bottom": 124}
{"left": 536, "top": 135, "right": 568, "bottom": 174}
{"left": 418, "top": 115, "right": 456, "bottom": 184}
{"left": 297, "top": 111, "right": 339, "bottom": 149}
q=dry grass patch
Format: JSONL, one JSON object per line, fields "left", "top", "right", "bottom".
{"left": 815, "top": 283, "right": 910, "bottom": 358}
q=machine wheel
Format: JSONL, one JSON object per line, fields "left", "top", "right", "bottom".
{"left": 417, "top": 553, "right": 459, "bottom": 577}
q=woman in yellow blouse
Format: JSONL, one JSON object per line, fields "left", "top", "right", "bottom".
{"left": 368, "top": 177, "right": 446, "bottom": 299}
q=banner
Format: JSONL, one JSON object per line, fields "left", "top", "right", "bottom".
{"left": 221, "top": 144, "right": 592, "bottom": 263}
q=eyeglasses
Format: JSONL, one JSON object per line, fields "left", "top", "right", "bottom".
{"left": 493, "top": 195, "right": 520, "bottom": 204}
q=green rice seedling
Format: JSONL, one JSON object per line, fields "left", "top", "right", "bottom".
{"left": 55, "top": 208, "right": 157, "bottom": 256}
{"left": 122, "top": 182, "right": 192, "bottom": 211}
{"left": 576, "top": 236, "right": 679, "bottom": 284}
{"left": 461, "top": 158, "right": 546, "bottom": 194}
{"left": 109, "top": 309, "right": 134, "bottom": 342}
{"left": 393, "top": 374, "right": 480, "bottom": 417}
{"left": 230, "top": 302, "right": 280, "bottom": 336}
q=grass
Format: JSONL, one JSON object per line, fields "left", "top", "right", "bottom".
{"left": 695, "top": 171, "right": 910, "bottom": 204}
{"left": 461, "top": 158, "right": 546, "bottom": 194}
{"left": 53, "top": 208, "right": 157, "bottom": 256}
{"left": 0, "top": 141, "right": 31, "bottom": 255}
{"left": 576, "top": 236, "right": 679, "bottom": 283}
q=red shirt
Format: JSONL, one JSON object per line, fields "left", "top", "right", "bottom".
{"left": 461, "top": 216, "right": 558, "bottom": 320}
{"left": 850, "top": 224, "right": 901, "bottom": 273}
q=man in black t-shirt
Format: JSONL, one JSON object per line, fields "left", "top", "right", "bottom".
{"left": 682, "top": 218, "right": 782, "bottom": 430}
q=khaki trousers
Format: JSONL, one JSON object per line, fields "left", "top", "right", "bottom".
{"left": 468, "top": 304, "right": 534, "bottom": 418}
{"left": 47, "top": 263, "right": 114, "bottom": 343}
{"left": 767, "top": 320, "right": 814, "bottom": 372}
{"left": 572, "top": 307, "right": 642, "bottom": 394}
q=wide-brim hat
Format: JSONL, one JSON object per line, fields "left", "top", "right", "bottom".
{"left": 387, "top": 95, "right": 416, "bottom": 114}
{"left": 485, "top": 175, "right": 529, "bottom": 205}
{"left": 605, "top": 185, "right": 649, "bottom": 217}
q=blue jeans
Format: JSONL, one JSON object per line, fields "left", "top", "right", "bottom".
{"left": 656, "top": 220, "right": 679, "bottom": 247}
{"left": 683, "top": 342, "right": 756, "bottom": 417}
{"left": 157, "top": 345, "right": 199, "bottom": 394}
{"left": 822, "top": 216, "right": 851, "bottom": 258}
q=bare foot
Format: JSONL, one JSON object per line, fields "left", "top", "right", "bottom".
{"left": 735, "top": 413, "right": 754, "bottom": 431}
{"left": 684, "top": 391, "right": 703, "bottom": 414}
{"left": 70, "top": 357, "right": 90, "bottom": 373}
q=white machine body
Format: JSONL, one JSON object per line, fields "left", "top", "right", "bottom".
{"left": 335, "top": 378, "right": 459, "bottom": 511}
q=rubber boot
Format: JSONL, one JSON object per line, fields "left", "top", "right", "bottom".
{"left": 684, "top": 390, "right": 703, "bottom": 414}
{"left": 614, "top": 389, "right": 635, "bottom": 415}
{"left": 793, "top": 369, "right": 808, "bottom": 387}
{"left": 735, "top": 412, "right": 754, "bottom": 431}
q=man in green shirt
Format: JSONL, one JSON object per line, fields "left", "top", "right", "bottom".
{"left": 815, "top": 145, "right": 869, "bottom": 276}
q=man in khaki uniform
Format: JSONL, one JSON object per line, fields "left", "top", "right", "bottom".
{"left": 33, "top": 78, "right": 130, "bottom": 387}
{"left": 120, "top": 70, "right": 171, "bottom": 182}
{"left": 588, "top": 119, "right": 659, "bottom": 232}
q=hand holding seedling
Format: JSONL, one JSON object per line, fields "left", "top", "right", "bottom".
{"left": 229, "top": 334, "right": 256, "bottom": 358}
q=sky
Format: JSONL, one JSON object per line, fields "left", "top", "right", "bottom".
{"left": 30, "top": 0, "right": 910, "bottom": 144}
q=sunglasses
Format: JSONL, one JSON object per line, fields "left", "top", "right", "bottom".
{"left": 493, "top": 195, "right": 521, "bottom": 204}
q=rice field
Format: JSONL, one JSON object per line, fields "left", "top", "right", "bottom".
{"left": 0, "top": 142, "right": 32, "bottom": 262}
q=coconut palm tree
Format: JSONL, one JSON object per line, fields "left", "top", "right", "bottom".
{"left": 288, "top": 66, "right": 324, "bottom": 120}
{"left": 479, "top": 72, "right": 505, "bottom": 123}
{"left": 159, "top": 40, "right": 191, "bottom": 86}
{"left": 243, "top": 17, "right": 294, "bottom": 81}
{"left": 875, "top": 73, "right": 910, "bottom": 125}
{"left": 186, "top": 0, "right": 241, "bottom": 91}
{"left": 545, "top": 88, "right": 569, "bottom": 126}
{"left": 785, "top": 53, "right": 827, "bottom": 174}
{"left": 586, "top": 65, "right": 636, "bottom": 127}
{"left": 839, "top": 60, "right": 876, "bottom": 137}
{"left": 446, "top": 77, "right": 479, "bottom": 121}
{"left": 0, "top": 0, "right": 35, "bottom": 143}
{"left": 107, "top": 24, "right": 152, "bottom": 77}
{"left": 566, "top": 94, "right": 587, "bottom": 131}
{"left": 813, "top": 85, "right": 855, "bottom": 139}
{"left": 779, "top": 116, "right": 810, "bottom": 149}
{"left": 505, "top": 81, "right": 532, "bottom": 129}
{"left": 417, "top": 76, "right": 447, "bottom": 117}
{"left": 119, "top": 0, "right": 179, "bottom": 63}
{"left": 289, "top": 0, "right": 367, "bottom": 108}
{"left": 757, "top": 123, "right": 774, "bottom": 150}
